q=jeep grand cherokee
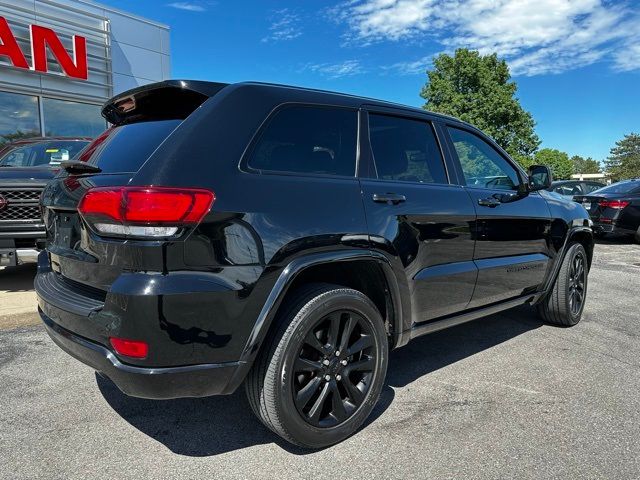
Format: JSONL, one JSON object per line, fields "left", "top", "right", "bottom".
{"left": 36, "top": 80, "right": 594, "bottom": 448}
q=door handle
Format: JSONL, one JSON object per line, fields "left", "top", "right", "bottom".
{"left": 372, "top": 193, "right": 406, "bottom": 205}
{"left": 478, "top": 197, "right": 500, "bottom": 208}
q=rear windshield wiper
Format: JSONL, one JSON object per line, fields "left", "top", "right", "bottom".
{"left": 60, "top": 160, "right": 102, "bottom": 174}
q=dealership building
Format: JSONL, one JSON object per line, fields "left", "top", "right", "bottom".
{"left": 0, "top": 0, "right": 170, "bottom": 143}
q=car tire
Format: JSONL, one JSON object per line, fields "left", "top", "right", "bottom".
{"left": 593, "top": 231, "right": 606, "bottom": 240}
{"left": 245, "top": 283, "right": 388, "bottom": 449}
{"left": 537, "top": 242, "right": 588, "bottom": 326}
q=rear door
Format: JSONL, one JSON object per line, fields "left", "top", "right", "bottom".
{"left": 359, "top": 109, "right": 477, "bottom": 325}
{"left": 442, "top": 125, "right": 552, "bottom": 308}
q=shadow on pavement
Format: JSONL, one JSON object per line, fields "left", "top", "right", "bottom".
{"left": 386, "top": 305, "right": 543, "bottom": 388}
{"left": 98, "top": 305, "right": 542, "bottom": 456}
{"left": 0, "top": 264, "right": 37, "bottom": 293}
{"left": 97, "top": 373, "right": 394, "bottom": 456}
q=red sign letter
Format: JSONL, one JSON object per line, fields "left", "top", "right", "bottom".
{"left": 0, "top": 17, "right": 29, "bottom": 69}
{"left": 30, "top": 24, "right": 88, "bottom": 80}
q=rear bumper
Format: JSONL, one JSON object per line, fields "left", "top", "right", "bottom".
{"left": 40, "top": 308, "right": 244, "bottom": 399}
{"left": 592, "top": 222, "right": 635, "bottom": 236}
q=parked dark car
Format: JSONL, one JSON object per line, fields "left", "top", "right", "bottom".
{"left": 0, "top": 137, "right": 91, "bottom": 266}
{"left": 549, "top": 179, "right": 605, "bottom": 198}
{"left": 36, "top": 81, "right": 594, "bottom": 448}
{"left": 573, "top": 179, "right": 640, "bottom": 242}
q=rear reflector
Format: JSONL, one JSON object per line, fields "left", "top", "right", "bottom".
{"left": 598, "top": 199, "right": 629, "bottom": 209}
{"left": 78, "top": 186, "right": 215, "bottom": 238}
{"left": 110, "top": 337, "right": 149, "bottom": 359}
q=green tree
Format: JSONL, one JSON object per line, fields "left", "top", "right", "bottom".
{"left": 513, "top": 154, "right": 536, "bottom": 171}
{"left": 604, "top": 133, "right": 640, "bottom": 180}
{"left": 534, "top": 148, "right": 573, "bottom": 180}
{"left": 421, "top": 49, "right": 540, "bottom": 159}
{"left": 571, "top": 155, "right": 601, "bottom": 174}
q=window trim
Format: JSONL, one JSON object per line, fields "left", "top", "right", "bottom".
{"left": 239, "top": 102, "right": 361, "bottom": 180}
{"left": 443, "top": 122, "right": 527, "bottom": 191}
{"left": 361, "top": 109, "right": 452, "bottom": 186}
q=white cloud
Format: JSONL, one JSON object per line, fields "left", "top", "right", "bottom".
{"left": 613, "top": 39, "right": 640, "bottom": 72}
{"left": 262, "top": 9, "right": 303, "bottom": 43}
{"left": 167, "top": 2, "right": 206, "bottom": 12}
{"left": 382, "top": 54, "right": 434, "bottom": 75}
{"left": 333, "top": 0, "right": 640, "bottom": 75}
{"left": 303, "top": 60, "right": 365, "bottom": 79}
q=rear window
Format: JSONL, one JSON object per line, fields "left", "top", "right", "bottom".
{"left": 553, "top": 182, "right": 582, "bottom": 195}
{"left": 584, "top": 183, "right": 604, "bottom": 193}
{"left": 78, "top": 120, "right": 181, "bottom": 173}
{"left": 0, "top": 140, "right": 90, "bottom": 167}
{"left": 248, "top": 105, "right": 357, "bottom": 177}
{"left": 592, "top": 180, "right": 640, "bottom": 195}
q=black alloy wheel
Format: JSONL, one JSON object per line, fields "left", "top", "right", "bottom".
{"left": 537, "top": 242, "right": 588, "bottom": 326}
{"left": 292, "top": 309, "right": 375, "bottom": 428}
{"left": 568, "top": 251, "right": 586, "bottom": 316}
{"left": 246, "top": 284, "right": 388, "bottom": 449}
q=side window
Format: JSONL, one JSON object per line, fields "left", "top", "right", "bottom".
{"left": 248, "top": 105, "right": 357, "bottom": 176}
{"left": 368, "top": 114, "right": 447, "bottom": 184}
{"left": 448, "top": 127, "right": 520, "bottom": 191}
{"left": 554, "top": 183, "right": 582, "bottom": 195}
{"left": 584, "top": 183, "right": 602, "bottom": 193}
{"left": 570, "top": 183, "right": 584, "bottom": 195}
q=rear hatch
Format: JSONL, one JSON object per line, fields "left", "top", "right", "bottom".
{"left": 40, "top": 81, "right": 228, "bottom": 291}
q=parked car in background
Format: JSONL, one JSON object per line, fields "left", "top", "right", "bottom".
{"left": 0, "top": 137, "right": 91, "bottom": 266}
{"left": 0, "top": 137, "right": 91, "bottom": 167}
{"left": 573, "top": 179, "right": 640, "bottom": 242}
{"left": 549, "top": 179, "right": 605, "bottom": 198}
{"left": 36, "top": 80, "right": 593, "bottom": 449}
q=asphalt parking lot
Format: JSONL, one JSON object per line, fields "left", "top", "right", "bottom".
{"left": 1, "top": 239, "right": 639, "bottom": 479}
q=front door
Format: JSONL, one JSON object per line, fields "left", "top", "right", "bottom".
{"left": 444, "top": 126, "right": 552, "bottom": 308}
{"left": 360, "top": 111, "right": 477, "bottom": 326}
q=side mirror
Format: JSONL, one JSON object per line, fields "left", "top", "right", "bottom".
{"left": 528, "top": 165, "right": 552, "bottom": 191}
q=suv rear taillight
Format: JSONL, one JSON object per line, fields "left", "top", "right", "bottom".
{"left": 598, "top": 199, "right": 629, "bottom": 209}
{"left": 78, "top": 186, "right": 215, "bottom": 238}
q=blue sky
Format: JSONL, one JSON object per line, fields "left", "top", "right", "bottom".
{"left": 103, "top": 0, "right": 639, "bottom": 161}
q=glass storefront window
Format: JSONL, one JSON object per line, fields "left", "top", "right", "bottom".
{"left": 42, "top": 98, "right": 106, "bottom": 138}
{"left": 0, "top": 91, "right": 41, "bottom": 147}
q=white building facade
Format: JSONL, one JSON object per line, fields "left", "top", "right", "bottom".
{"left": 0, "top": 0, "right": 170, "bottom": 141}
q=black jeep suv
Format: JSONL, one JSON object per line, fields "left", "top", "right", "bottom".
{"left": 36, "top": 80, "right": 593, "bottom": 448}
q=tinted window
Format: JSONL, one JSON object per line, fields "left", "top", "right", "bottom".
{"left": 77, "top": 120, "right": 181, "bottom": 173}
{"left": 249, "top": 106, "right": 357, "bottom": 176}
{"left": 584, "top": 182, "right": 605, "bottom": 193}
{"left": 448, "top": 127, "right": 520, "bottom": 190}
{"left": 368, "top": 114, "right": 447, "bottom": 184}
{"left": 592, "top": 180, "right": 640, "bottom": 195}
{"left": 553, "top": 182, "right": 582, "bottom": 195}
{"left": 0, "top": 140, "right": 90, "bottom": 167}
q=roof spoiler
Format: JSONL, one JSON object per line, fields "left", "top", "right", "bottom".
{"left": 102, "top": 80, "right": 229, "bottom": 125}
